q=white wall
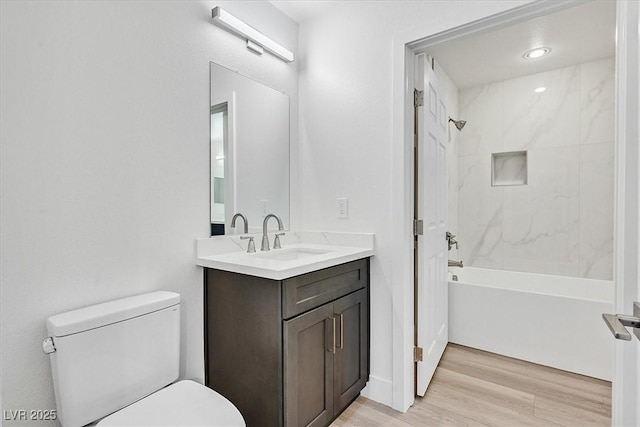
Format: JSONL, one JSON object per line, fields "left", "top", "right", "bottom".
{"left": 294, "top": 0, "right": 532, "bottom": 407}
{"left": 0, "top": 1, "right": 297, "bottom": 425}
{"left": 457, "top": 58, "right": 615, "bottom": 279}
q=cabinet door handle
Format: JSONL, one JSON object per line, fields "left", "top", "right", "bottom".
{"left": 326, "top": 317, "right": 336, "bottom": 353}
{"left": 337, "top": 314, "right": 344, "bottom": 349}
{"left": 332, "top": 316, "right": 337, "bottom": 354}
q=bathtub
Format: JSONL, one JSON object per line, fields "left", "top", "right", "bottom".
{"left": 448, "top": 267, "right": 614, "bottom": 380}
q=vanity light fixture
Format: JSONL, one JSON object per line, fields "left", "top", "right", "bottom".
{"left": 534, "top": 87, "right": 547, "bottom": 93}
{"left": 211, "top": 6, "right": 295, "bottom": 63}
{"left": 523, "top": 47, "right": 551, "bottom": 60}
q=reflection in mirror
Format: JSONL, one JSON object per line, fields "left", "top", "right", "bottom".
{"left": 210, "top": 62, "right": 290, "bottom": 236}
{"left": 211, "top": 103, "right": 228, "bottom": 234}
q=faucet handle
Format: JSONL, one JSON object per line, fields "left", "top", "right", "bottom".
{"left": 274, "top": 232, "right": 285, "bottom": 249}
{"left": 446, "top": 231, "right": 458, "bottom": 250}
{"left": 240, "top": 236, "right": 256, "bottom": 253}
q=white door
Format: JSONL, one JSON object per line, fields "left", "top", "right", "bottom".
{"left": 609, "top": 2, "right": 640, "bottom": 425}
{"left": 415, "top": 53, "right": 448, "bottom": 396}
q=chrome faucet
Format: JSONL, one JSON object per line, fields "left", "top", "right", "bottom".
{"left": 446, "top": 231, "right": 458, "bottom": 251}
{"left": 231, "top": 213, "right": 249, "bottom": 234}
{"left": 448, "top": 259, "right": 463, "bottom": 268}
{"left": 261, "top": 213, "right": 284, "bottom": 251}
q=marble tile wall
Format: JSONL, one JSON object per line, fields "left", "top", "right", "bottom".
{"left": 455, "top": 57, "right": 614, "bottom": 280}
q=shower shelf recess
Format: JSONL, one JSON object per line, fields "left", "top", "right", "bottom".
{"left": 492, "top": 150, "right": 528, "bottom": 186}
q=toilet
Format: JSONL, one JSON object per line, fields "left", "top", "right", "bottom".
{"left": 43, "top": 291, "right": 244, "bottom": 427}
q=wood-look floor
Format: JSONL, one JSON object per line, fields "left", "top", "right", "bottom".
{"left": 331, "top": 344, "right": 612, "bottom": 427}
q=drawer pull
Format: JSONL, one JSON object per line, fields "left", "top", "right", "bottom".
{"left": 326, "top": 317, "right": 336, "bottom": 353}
{"left": 332, "top": 316, "right": 337, "bottom": 354}
{"left": 338, "top": 314, "right": 344, "bottom": 349}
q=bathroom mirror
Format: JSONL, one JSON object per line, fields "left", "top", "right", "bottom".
{"left": 210, "top": 61, "right": 290, "bottom": 235}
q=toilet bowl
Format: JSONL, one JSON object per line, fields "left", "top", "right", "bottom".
{"left": 44, "top": 291, "right": 244, "bottom": 427}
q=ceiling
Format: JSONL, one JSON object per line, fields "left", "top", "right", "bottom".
{"left": 271, "top": 1, "right": 616, "bottom": 90}
{"left": 415, "top": 1, "right": 616, "bottom": 89}
{"left": 270, "top": 0, "right": 327, "bottom": 23}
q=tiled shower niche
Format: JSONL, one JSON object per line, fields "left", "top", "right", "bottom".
{"left": 492, "top": 151, "right": 527, "bottom": 186}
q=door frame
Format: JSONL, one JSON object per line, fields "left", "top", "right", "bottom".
{"left": 390, "top": 0, "right": 631, "bottom": 414}
{"left": 612, "top": 1, "right": 640, "bottom": 426}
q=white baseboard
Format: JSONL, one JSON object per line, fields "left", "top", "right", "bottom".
{"left": 360, "top": 374, "right": 393, "bottom": 407}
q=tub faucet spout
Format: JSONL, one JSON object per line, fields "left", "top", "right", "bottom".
{"left": 448, "top": 259, "right": 463, "bottom": 268}
{"left": 261, "top": 213, "right": 284, "bottom": 251}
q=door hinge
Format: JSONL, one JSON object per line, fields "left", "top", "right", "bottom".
{"left": 414, "top": 89, "right": 424, "bottom": 107}
{"left": 414, "top": 346, "right": 423, "bottom": 362}
{"left": 413, "top": 219, "right": 423, "bottom": 236}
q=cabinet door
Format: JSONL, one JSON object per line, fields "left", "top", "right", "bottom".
{"left": 205, "top": 269, "right": 283, "bottom": 426}
{"left": 284, "top": 303, "right": 334, "bottom": 427}
{"left": 333, "top": 289, "right": 368, "bottom": 413}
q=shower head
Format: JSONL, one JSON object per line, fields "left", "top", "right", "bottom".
{"left": 448, "top": 117, "right": 467, "bottom": 131}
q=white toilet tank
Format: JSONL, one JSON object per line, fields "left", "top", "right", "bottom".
{"left": 45, "top": 291, "right": 181, "bottom": 427}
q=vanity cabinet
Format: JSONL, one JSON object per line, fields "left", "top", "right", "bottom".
{"left": 204, "top": 258, "right": 370, "bottom": 427}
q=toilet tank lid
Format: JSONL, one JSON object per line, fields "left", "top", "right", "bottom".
{"left": 47, "top": 291, "right": 180, "bottom": 337}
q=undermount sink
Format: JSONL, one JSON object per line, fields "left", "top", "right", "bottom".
{"left": 195, "top": 231, "right": 375, "bottom": 280}
{"left": 252, "top": 247, "right": 334, "bottom": 261}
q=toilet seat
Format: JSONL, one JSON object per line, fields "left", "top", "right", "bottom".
{"left": 96, "top": 380, "right": 245, "bottom": 427}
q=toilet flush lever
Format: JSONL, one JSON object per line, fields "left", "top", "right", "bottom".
{"left": 602, "top": 302, "right": 640, "bottom": 341}
{"left": 42, "top": 337, "right": 56, "bottom": 354}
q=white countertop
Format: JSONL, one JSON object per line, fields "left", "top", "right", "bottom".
{"left": 195, "top": 231, "right": 374, "bottom": 280}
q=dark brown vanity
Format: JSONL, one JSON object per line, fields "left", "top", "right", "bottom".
{"left": 204, "top": 258, "right": 370, "bottom": 427}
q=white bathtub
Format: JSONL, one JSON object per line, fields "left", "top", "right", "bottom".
{"left": 448, "top": 267, "right": 614, "bottom": 380}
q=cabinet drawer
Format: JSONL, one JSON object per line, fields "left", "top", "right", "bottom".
{"left": 282, "top": 259, "right": 368, "bottom": 319}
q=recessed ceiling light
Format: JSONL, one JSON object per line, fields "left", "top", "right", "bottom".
{"left": 534, "top": 87, "right": 547, "bottom": 93}
{"left": 523, "top": 47, "right": 551, "bottom": 60}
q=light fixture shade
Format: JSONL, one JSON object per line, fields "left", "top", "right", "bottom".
{"left": 212, "top": 6, "right": 295, "bottom": 63}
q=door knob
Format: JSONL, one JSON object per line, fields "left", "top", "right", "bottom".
{"left": 602, "top": 302, "right": 640, "bottom": 341}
